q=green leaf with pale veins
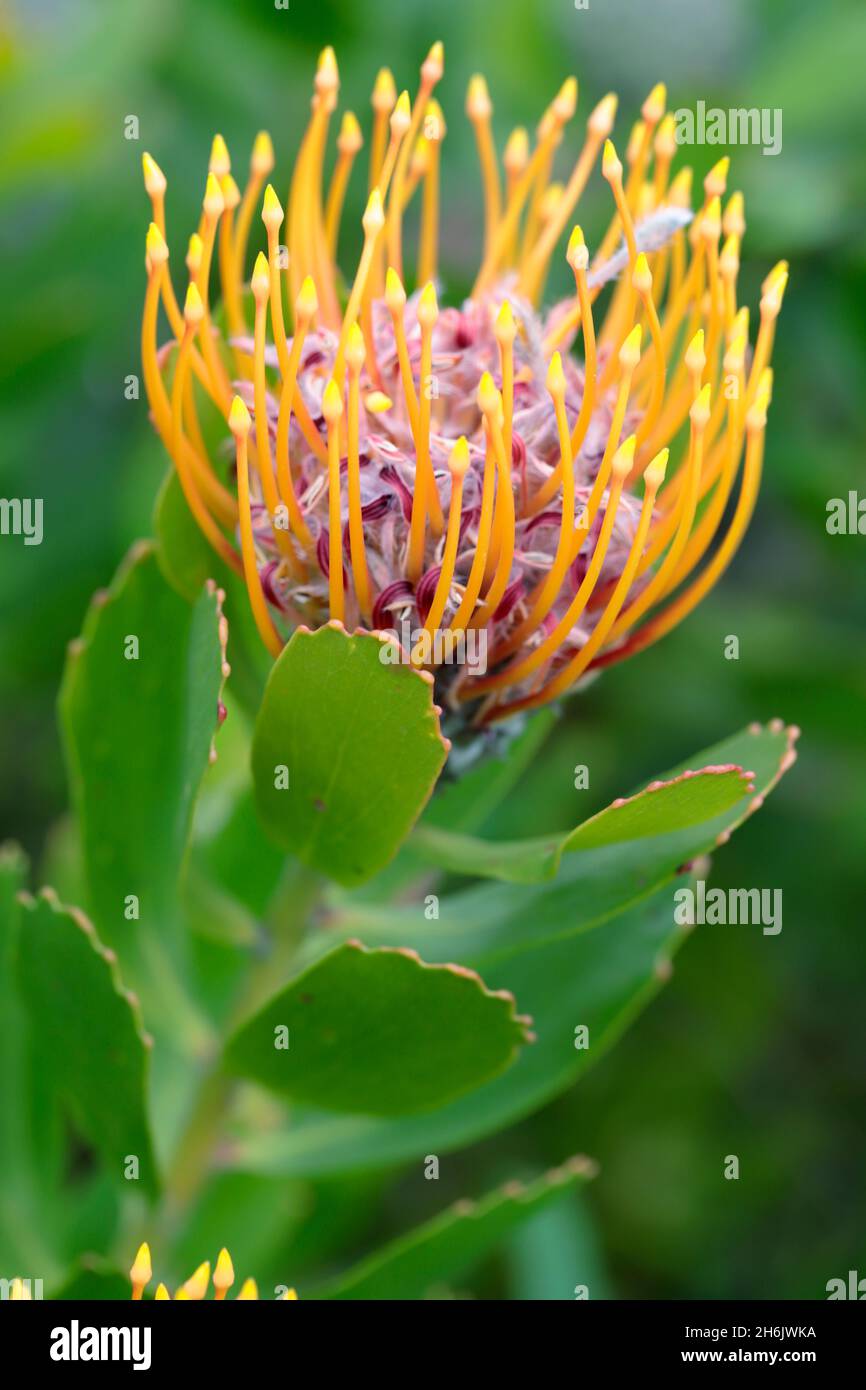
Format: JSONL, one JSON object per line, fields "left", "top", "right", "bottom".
{"left": 225, "top": 939, "right": 533, "bottom": 1117}
{"left": 251, "top": 623, "right": 449, "bottom": 886}
{"left": 314, "top": 1156, "right": 597, "bottom": 1299}
{"left": 59, "top": 541, "right": 227, "bottom": 948}
{"left": 16, "top": 889, "right": 158, "bottom": 1196}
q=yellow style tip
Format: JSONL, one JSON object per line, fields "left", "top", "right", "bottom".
{"left": 251, "top": 130, "right": 275, "bottom": 176}
{"left": 612, "top": 434, "right": 637, "bottom": 479}
{"left": 251, "top": 250, "right": 271, "bottom": 301}
{"left": 449, "top": 436, "right": 471, "bottom": 478}
{"left": 704, "top": 155, "right": 730, "bottom": 198}
{"left": 209, "top": 133, "right": 230, "bottom": 178}
{"left": 602, "top": 139, "right": 622, "bottom": 182}
{"left": 642, "top": 81, "right": 667, "bottom": 123}
{"left": 546, "top": 351, "right": 566, "bottom": 396}
{"left": 362, "top": 187, "right": 385, "bottom": 235}
{"left": 425, "top": 99, "right": 446, "bottom": 141}
{"left": 654, "top": 112, "right": 677, "bottom": 157}
{"left": 566, "top": 224, "right": 589, "bottom": 272}
{"left": 346, "top": 321, "right": 367, "bottom": 370}
{"left": 183, "top": 281, "right": 204, "bottom": 325}
{"left": 723, "top": 334, "right": 746, "bottom": 373}
{"left": 296, "top": 274, "right": 319, "bottom": 321}
{"left": 129, "top": 1242, "right": 152, "bottom": 1286}
{"left": 236, "top": 1278, "right": 258, "bottom": 1300}
{"left": 644, "top": 447, "right": 670, "bottom": 491}
{"left": 221, "top": 173, "right": 241, "bottom": 210}
{"left": 626, "top": 120, "right": 644, "bottom": 166}
{"left": 589, "top": 92, "right": 618, "bottom": 137}
{"left": 186, "top": 232, "right": 203, "bottom": 274}
{"left": 213, "top": 1248, "right": 235, "bottom": 1292}
{"left": 619, "top": 323, "right": 643, "bottom": 367}
{"left": 141, "top": 152, "right": 166, "bottom": 197}
{"left": 372, "top": 67, "right": 397, "bottom": 112}
{"left": 146, "top": 223, "right": 169, "bottom": 265}
{"left": 761, "top": 269, "right": 788, "bottom": 318}
{"left": 466, "top": 74, "right": 492, "bottom": 121}
{"left": 203, "top": 171, "right": 225, "bottom": 220}
{"left": 229, "top": 395, "right": 251, "bottom": 437}
{"left": 503, "top": 127, "right": 529, "bottom": 173}
{"left": 262, "top": 182, "right": 284, "bottom": 228}
{"left": 338, "top": 110, "right": 364, "bottom": 153}
{"left": 494, "top": 298, "right": 516, "bottom": 342}
{"left": 763, "top": 259, "right": 789, "bottom": 293}
{"left": 668, "top": 166, "right": 693, "bottom": 207}
{"left": 391, "top": 90, "right": 412, "bottom": 136}
{"left": 723, "top": 191, "right": 746, "bottom": 238}
{"left": 685, "top": 328, "right": 706, "bottom": 372}
{"left": 365, "top": 391, "right": 393, "bottom": 413}
{"left": 477, "top": 371, "right": 501, "bottom": 416}
{"left": 423, "top": 41, "right": 445, "bottom": 84}
{"left": 154, "top": 1283, "right": 170, "bottom": 1300}
{"left": 632, "top": 252, "right": 653, "bottom": 294}
{"left": 322, "top": 378, "right": 344, "bottom": 422}
{"left": 418, "top": 281, "right": 439, "bottom": 328}
{"left": 385, "top": 265, "right": 406, "bottom": 311}
{"left": 554, "top": 76, "right": 578, "bottom": 123}
{"left": 278, "top": 1288, "right": 299, "bottom": 1300}
{"left": 182, "top": 1261, "right": 211, "bottom": 1301}
{"left": 690, "top": 382, "right": 712, "bottom": 426}
{"left": 701, "top": 195, "right": 722, "bottom": 239}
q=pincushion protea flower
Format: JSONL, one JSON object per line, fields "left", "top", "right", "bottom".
{"left": 129, "top": 1243, "right": 297, "bottom": 1301}
{"left": 141, "top": 41, "right": 786, "bottom": 727}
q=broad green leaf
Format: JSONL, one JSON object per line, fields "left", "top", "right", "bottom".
{"left": 226, "top": 721, "right": 797, "bottom": 1177}
{"left": 251, "top": 623, "right": 448, "bottom": 886}
{"left": 223, "top": 882, "right": 680, "bottom": 1177}
{"left": 16, "top": 889, "right": 158, "bottom": 1196}
{"left": 413, "top": 764, "right": 752, "bottom": 882}
{"left": 314, "top": 1155, "right": 596, "bottom": 1299}
{"left": 59, "top": 541, "right": 227, "bottom": 949}
{"left": 225, "top": 939, "right": 532, "bottom": 1117}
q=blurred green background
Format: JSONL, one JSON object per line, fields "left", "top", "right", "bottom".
{"left": 1, "top": 0, "right": 864, "bottom": 1298}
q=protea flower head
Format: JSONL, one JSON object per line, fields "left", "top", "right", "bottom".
{"left": 129, "top": 1243, "right": 297, "bottom": 1301}
{"left": 141, "top": 42, "right": 786, "bottom": 729}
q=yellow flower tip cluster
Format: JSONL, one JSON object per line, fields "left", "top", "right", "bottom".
{"left": 139, "top": 44, "right": 786, "bottom": 724}
{"left": 128, "top": 1243, "right": 297, "bottom": 1302}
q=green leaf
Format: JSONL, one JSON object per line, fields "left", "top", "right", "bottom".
{"left": 59, "top": 541, "right": 227, "bottom": 947}
{"left": 314, "top": 1155, "right": 596, "bottom": 1299}
{"left": 413, "top": 764, "right": 752, "bottom": 883}
{"left": 16, "top": 889, "right": 158, "bottom": 1196}
{"left": 225, "top": 939, "right": 533, "bottom": 1117}
{"left": 226, "top": 721, "right": 797, "bottom": 1177}
{"left": 251, "top": 623, "right": 448, "bottom": 886}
